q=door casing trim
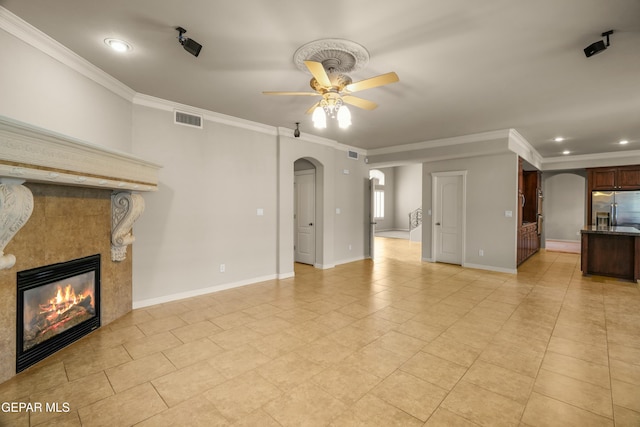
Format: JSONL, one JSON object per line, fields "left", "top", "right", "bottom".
{"left": 431, "top": 170, "right": 467, "bottom": 266}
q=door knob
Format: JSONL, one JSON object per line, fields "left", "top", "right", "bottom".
{"left": 435, "top": 222, "right": 441, "bottom": 226}
{"left": 309, "top": 223, "right": 313, "bottom": 226}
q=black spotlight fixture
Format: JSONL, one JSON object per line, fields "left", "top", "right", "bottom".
{"left": 294, "top": 122, "right": 301, "bottom": 138}
{"left": 176, "top": 27, "right": 202, "bottom": 58}
{"left": 584, "top": 30, "right": 613, "bottom": 58}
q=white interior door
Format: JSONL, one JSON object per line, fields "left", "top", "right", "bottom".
{"left": 294, "top": 170, "right": 316, "bottom": 265}
{"left": 434, "top": 174, "right": 463, "bottom": 264}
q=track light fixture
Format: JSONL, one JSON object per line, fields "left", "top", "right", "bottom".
{"left": 294, "top": 122, "right": 301, "bottom": 138}
{"left": 584, "top": 30, "right": 613, "bottom": 58}
{"left": 176, "top": 27, "right": 202, "bottom": 58}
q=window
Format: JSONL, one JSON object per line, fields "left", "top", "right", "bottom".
{"left": 374, "top": 189, "right": 385, "bottom": 218}
{"left": 369, "top": 169, "right": 385, "bottom": 185}
{"left": 370, "top": 169, "right": 385, "bottom": 219}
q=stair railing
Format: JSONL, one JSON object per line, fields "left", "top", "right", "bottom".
{"left": 409, "top": 207, "right": 422, "bottom": 231}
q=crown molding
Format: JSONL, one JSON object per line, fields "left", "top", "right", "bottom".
{"left": 0, "top": 7, "right": 136, "bottom": 102}
{"left": 278, "top": 127, "right": 334, "bottom": 146}
{"left": 133, "top": 93, "right": 278, "bottom": 136}
{"left": 508, "top": 129, "right": 543, "bottom": 169}
{"left": 367, "top": 129, "right": 511, "bottom": 156}
{"left": 542, "top": 149, "right": 640, "bottom": 170}
{"left": 277, "top": 127, "right": 366, "bottom": 156}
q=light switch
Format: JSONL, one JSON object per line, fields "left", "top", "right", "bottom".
{"left": 257, "top": 208, "right": 264, "bottom": 216}
{"left": 336, "top": 208, "right": 341, "bottom": 214}
{"left": 505, "top": 210, "right": 513, "bottom": 217}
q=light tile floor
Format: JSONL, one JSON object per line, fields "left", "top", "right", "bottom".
{"left": 1, "top": 238, "right": 640, "bottom": 426}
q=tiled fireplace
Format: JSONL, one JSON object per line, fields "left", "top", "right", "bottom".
{"left": 0, "top": 184, "right": 130, "bottom": 383}
{"left": 17, "top": 254, "right": 101, "bottom": 373}
{"left": 0, "top": 116, "right": 160, "bottom": 383}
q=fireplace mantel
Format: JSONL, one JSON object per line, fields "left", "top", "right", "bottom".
{"left": 0, "top": 116, "right": 160, "bottom": 192}
{"left": 0, "top": 116, "right": 162, "bottom": 268}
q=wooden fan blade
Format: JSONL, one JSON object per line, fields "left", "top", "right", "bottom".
{"left": 304, "top": 61, "right": 332, "bottom": 88}
{"left": 262, "top": 91, "right": 320, "bottom": 96}
{"left": 342, "top": 95, "right": 378, "bottom": 110}
{"left": 306, "top": 101, "right": 320, "bottom": 114}
{"left": 345, "top": 72, "right": 399, "bottom": 93}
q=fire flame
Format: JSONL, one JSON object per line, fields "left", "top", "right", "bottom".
{"left": 39, "top": 284, "right": 91, "bottom": 322}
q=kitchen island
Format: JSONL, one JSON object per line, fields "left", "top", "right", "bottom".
{"left": 581, "top": 226, "right": 640, "bottom": 282}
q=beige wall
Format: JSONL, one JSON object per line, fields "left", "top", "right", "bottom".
{"left": 0, "top": 30, "right": 133, "bottom": 153}
{"left": 131, "top": 105, "right": 279, "bottom": 305}
{"left": 543, "top": 171, "right": 587, "bottom": 242}
{"left": 422, "top": 153, "right": 519, "bottom": 272}
{"left": 0, "top": 184, "right": 132, "bottom": 383}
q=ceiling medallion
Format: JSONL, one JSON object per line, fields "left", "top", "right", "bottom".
{"left": 293, "top": 39, "right": 370, "bottom": 74}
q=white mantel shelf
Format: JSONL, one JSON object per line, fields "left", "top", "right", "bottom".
{"left": 0, "top": 116, "right": 161, "bottom": 191}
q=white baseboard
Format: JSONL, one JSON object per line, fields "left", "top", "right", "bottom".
{"left": 314, "top": 263, "right": 336, "bottom": 269}
{"left": 277, "top": 272, "right": 295, "bottom": 279}
{"left": 333, "top": 256, "right": 366, "bottom": 266}
{"left": 423, "top": 258, "right": 516, "bottom": 274}
{"left": 132, "top": 274, "right": 278, "bottom": 309}
{"left": 463, "top": 262, "right": 517, "bottom": 274}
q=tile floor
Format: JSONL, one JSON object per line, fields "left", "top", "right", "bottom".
{"left": 1, "top": 238, "right": 639, "bottom": 426}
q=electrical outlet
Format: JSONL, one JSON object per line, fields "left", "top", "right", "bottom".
{"left": 220, "top": 264, "right": 225, "bottom": 273}
{"left": 479, "top": 249, "right": 484, "bottom": 256}
{"left": 348, "top": 244, "right": 352, "bottom": 251}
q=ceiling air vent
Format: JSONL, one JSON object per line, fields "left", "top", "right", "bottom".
{"left": 347, "top": 150, "right": 359, "bottom": 160}
{"left": 174, "top": 110, "right": 203, "bottom": 129}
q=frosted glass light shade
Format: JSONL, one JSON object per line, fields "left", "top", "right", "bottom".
{"left": 337, "top": 105, "right": 351, "bottom": 129}
{"left": 312, "top": 106, "right": 327, "bottom": 129}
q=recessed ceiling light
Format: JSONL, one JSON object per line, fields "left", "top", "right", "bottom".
{"left": 554, "top": 137, "right": 565, "bottom": 142}
{"left": 104, "top": 38, "right": 132, "bottom": 53}
{"left": 619, "top": 140, "right": 629, "bottom": 145}
{"left": 562, "top": 150, "right": 570, "bottom": 155}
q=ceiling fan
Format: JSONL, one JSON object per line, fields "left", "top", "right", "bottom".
{"left": 263, "top": 59, "right": 399, "bottom": 128}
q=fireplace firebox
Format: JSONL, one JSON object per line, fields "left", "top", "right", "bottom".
{"left": 17, "top": 254, "right": 100, "bottom": 373}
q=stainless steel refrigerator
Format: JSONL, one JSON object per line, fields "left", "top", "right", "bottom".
{"left": 592, "top": 190, "right": 640, "bottom": 226}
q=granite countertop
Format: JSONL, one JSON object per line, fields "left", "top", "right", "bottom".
{"left": 581, "top": 225, "right": 640, "bottom": 236}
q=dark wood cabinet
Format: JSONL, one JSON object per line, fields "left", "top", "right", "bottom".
{"left": 589, "top": 168, "right": 617, "bottom": 190}
{"left": 517, "top": 157, "right": 541, "bottom": 266}
{"left": 588, "top": 165, "right": 640, "bottom": 191}
{"left": 523, "top": 171, "right": 541, "bottom": 223}
{"left": 617, "top": 166, "right": 640, "bottom": 189}
{"left": 518, "top": 222, "right": 539, "bottom": 265}
{"left": 581, "top": 229, "right": 640, "bottom": 282}
{"left": 586, "top": 165, "right": 640, "bottom": 224}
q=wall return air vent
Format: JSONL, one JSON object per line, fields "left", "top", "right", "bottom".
{"left": 347, "top": 150, "right": 359, "bottom": 160}
{"left": 174, "top": 110, "right": 203, "bottom": 129}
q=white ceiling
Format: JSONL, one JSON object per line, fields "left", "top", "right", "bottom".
{"left": 2, "top": 0, "right": 640, "bottom": 158}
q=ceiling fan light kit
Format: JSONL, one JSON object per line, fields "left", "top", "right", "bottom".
{"left": 264, "top": 38, "right": 399, "bottom": 130}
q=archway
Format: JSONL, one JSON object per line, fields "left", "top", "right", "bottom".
{"left": 294, "top": 158, "right": 318, "bottom": 265}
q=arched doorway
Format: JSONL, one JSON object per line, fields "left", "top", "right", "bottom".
{"left": 294, "top": 159, "right": 317, "bottom": 265}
